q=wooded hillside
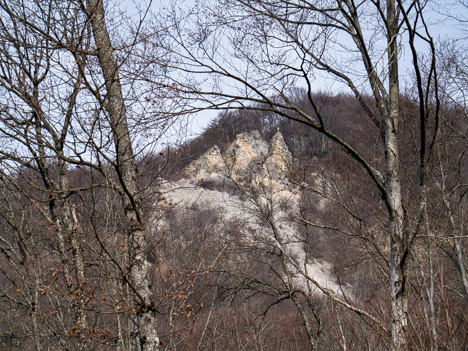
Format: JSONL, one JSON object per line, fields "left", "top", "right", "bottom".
{"left": 0, "top": 1, "right": 467, "bottom": 350}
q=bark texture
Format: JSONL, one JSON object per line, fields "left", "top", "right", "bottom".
{"left": 386, "top": 2, "right": 408, "bottom": 350}
{"left": 86, "top": 0, "right": 160, "bottom": 349}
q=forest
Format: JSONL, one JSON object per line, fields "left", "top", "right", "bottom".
{"left": 0, "top": 1, "right": 467, "bottom": 351}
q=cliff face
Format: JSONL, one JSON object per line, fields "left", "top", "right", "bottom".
{"left": 183, "top": 145, "right": 227, "bottom": 181}
{"left": 159, "top": 130, "right": 351, "bottom": 299}
{"left": 264, "top": 131, "right": 292, "bottom": 177}
{"left": 224, "top": 130, "right": 269, "bottom": 175}
{"left": 183, "top": 130, "right": 292, "bottom": 187}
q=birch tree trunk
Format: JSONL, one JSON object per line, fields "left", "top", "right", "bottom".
{"left": 85, "top": 0, "right": 160, "bottom": 349}
{"left": 386, "top": 2, "right": 408, "bottom": 349}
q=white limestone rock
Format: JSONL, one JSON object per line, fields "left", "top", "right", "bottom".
{"left": 264, "top": 131, "right": 292, "bottom": 177}
{"left": 154, "top": 130, "right": 352, "bottom": 300}
{"left": 224, "top": 130, "right": 269, "bottom": 176}
{"left": 183, "top": 145, "right": 227, "bottom": 182}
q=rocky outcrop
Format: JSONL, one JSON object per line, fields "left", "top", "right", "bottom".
{"left": 183, "top": 145, "right": 227, "bottom": 181}
{"left": 264, "top": 132, "right": 292, "bottom": 177}
{"left": 158, "top": 130, "right": 351, "bottom": 299}
{"left": 224, "top": 130, "right": 269, "bottom": 176}
{"left": 183, "top": 130, "right": 291, "bottom": 186}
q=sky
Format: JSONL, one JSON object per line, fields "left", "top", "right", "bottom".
{"left": 117, "top": 0, "right": 467, "bottom": 142}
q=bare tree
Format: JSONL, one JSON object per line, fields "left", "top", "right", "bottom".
{"left": 0, "top": 0, "right": 178, "bottom": 349}
{"left": 1, "top": 0, "right": 465, "bottom": 349}
{"left": 84, "top": 0, "right": 160, "bottom": 348}
{"left": 156, "top": 1, "right": 443, "bottom": 350}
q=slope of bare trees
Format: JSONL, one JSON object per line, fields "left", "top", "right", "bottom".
{"left": 0, "top": 0, "right": 466, "bottom": 350}
{"left": 0, "top": 0, "right": 175, "bottom": 349}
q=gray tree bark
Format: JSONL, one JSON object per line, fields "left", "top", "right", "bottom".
{"left": 85, "top": 0, "right": 160, "bottom": 349}
{"left": 386, "top": 2, "right": 408, "bottom": 350}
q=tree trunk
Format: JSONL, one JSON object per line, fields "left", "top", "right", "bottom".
{"left": 387, "top": 2, "right": 408, "bottom": 350}
{"left": 34, "top": 113, "right": 91, "bottom": 349}
{"left": 85, "top": 1, "right": 159, "bottom": 349}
